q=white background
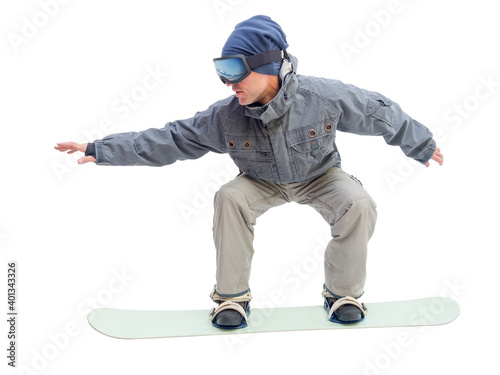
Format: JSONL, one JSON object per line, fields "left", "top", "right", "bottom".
{"left": 1, "top": 0, "right": 499, "bottom": 374}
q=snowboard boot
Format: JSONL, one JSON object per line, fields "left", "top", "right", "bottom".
{"left": 325, "top": 297, "right": 364, "bottom": 323}
{"left": 322, "top": 286, "right": 366, "bottom": 324}
{"left": 212, "top": 301, "right": 250, "bottom": 329}
{"left": 209, "top": 288, "right": 252, "bottom": 329}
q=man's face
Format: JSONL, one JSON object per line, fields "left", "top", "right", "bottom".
{"left": 227, "top": 72, "right": 279, "bottom": 106}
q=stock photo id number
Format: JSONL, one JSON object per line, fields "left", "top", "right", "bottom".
{"left": 6, "top": 262, "right": 17, "bottom": 368}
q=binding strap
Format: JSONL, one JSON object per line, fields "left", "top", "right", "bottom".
{"left": 327, "top": 296, "right": 367, "bottom": 320}
{"left": 210, "top": 287, "right": 252, "bottom": 303}
{"left": 209, "top": 301, "right": 249, "bottom": 324}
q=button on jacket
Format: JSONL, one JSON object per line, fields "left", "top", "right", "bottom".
{"left": 94, "top": 55, "right": 436, "bottom": 184}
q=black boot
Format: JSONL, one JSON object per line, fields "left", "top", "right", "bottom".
{"left": 326, "top": 297, "right": 363, "bottom": 323}
{"left": 212, "top": 301, "right": 250, "bottom": 329}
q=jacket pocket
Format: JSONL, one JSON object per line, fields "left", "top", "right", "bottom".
{"left": 286, "top": 122, "right": 335, "bottom": 157}
{"left": 285, "top": 121, "right": 337, "bottom": 176}
{"left": 226, "top": 135, "right": 277, "bottom": 181}
{"left": 365, "top": 91, "right": 397, "bottom": 125}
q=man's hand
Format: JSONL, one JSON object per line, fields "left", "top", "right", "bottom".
{"left": 54, "top": 142, "right": 96, "bottom": 165}
{"left": 425, "top": 147, "right": 443, "bottom": 167}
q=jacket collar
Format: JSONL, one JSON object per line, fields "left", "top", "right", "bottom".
{"left": 244, "top": 54, "right": 299, "bottom": 124}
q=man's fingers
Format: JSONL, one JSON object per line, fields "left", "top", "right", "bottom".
{"left": 433, "top": 151, "right": 444, "bottom": 165}
{"left": 78, "top": 156, "right": 96, "bottom": 165}
{"left": 55, "top": 142, "right": 86, "bottom": 153}
{"left": 426, "top": 147, "right": 443, "bottom": 167}
{"left": 55, "top": 143, "right": 76, "bottom": 152}
{"left": 54, "top": 144, "right": 69, "bottom": 151}
{"left": 55, "top": 142, "right": 94, "bottom": 164}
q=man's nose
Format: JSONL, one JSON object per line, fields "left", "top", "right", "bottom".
{"left": 226, "top": 82, "right": 232, "bottom": 87}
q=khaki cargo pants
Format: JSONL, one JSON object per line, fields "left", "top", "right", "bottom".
{"left": 212, "top": 167, "right": 377, "bottom": 301}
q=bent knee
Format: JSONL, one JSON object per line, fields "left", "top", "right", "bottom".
{"left": 334, "top": 197, "right": 377, "bottom": 226}
{"left": 214, "top": 185, "right": 248, "bottom": 209}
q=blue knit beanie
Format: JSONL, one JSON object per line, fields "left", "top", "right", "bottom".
{"left": 221, "top": 15, "right": 288, "bottom": 76}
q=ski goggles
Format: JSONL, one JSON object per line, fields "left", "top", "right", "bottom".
{"left": 213, "top": 50, "right": 284, "bottom": 84}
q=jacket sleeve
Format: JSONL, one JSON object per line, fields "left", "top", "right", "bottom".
{"left": 94, "top": 100, "right": 229, "bottom": 166}
{"left": 332, "top": 81, "right": 436, "bottom": 164}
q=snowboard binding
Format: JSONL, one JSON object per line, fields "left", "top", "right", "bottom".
{"left": 322, "top": 287, "right": 367, "bottom": 324}
{"left": 209, "top": 301, "right": 251, "bottom": 329}
{"left": 209, "top": 288, "right": 252, "bottom": 329}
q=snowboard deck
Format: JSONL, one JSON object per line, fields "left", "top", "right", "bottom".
{"left": 87, "top": 297, "right": 459, "bottom": 339}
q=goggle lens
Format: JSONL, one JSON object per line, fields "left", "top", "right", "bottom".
{"left": 213, "top": 50, "right": 284, "bottom": 84}
{"left": 213, "top": 56, "right": 250, "bottom": 84}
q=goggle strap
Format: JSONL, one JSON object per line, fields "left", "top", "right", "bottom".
{"left": 246, "top": 50, "right": 284, "bottom": 69}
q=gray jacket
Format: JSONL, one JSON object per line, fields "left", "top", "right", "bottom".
{"left": 94, "top": 55, "right": 435, "bottom": 184}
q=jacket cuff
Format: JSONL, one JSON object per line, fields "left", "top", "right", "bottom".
{"left": 84, "top": 142, "right": 96, "bottom": 158}
{"left": 94, "top": 141, "right": 109, "bottom": 165}
{"left": 420, "top": 140, "right": 437, "bottom": 164}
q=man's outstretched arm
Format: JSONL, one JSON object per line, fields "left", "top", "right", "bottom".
{"left": 54, "top": 98, "right": 234, "bottom": 167}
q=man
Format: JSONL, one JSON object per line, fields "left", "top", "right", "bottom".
{"left": 55, "top": 15, "right": 443, "bottom": 329}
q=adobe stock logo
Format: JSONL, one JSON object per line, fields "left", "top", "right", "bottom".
{"left": 7, "top": 0, "right": 71, "bottom": 54}
{"left": 441, "top": 75, "right": 499, "bottom": 129}
{"left": 339, "top": 0, "right": 413, "bottom": 63}
{"left": 16, "top": 268, "right": 134, "bottom": 374}
{"left": 51, "top": 64, "right": 169, "bottom": 183}
{"left": 383, "top": 74, "right": 499, "bottom": 192}
{"left": 212, "top": 0, "right": 245, "bottom": 21}
{"left": 362, "top": 278, "right": 465, "bottom": 375}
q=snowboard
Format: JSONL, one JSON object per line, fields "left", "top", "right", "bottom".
{"left": 87, "top": 297, "right": 459, "bottom": 339}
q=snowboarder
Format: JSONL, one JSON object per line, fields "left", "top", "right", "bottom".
{"left": 55, "top": 15, "right": 443, "bottom": 329}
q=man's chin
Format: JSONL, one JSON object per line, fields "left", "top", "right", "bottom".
{"left": 237, "top": 97, "right": 250, "bottom": 106}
